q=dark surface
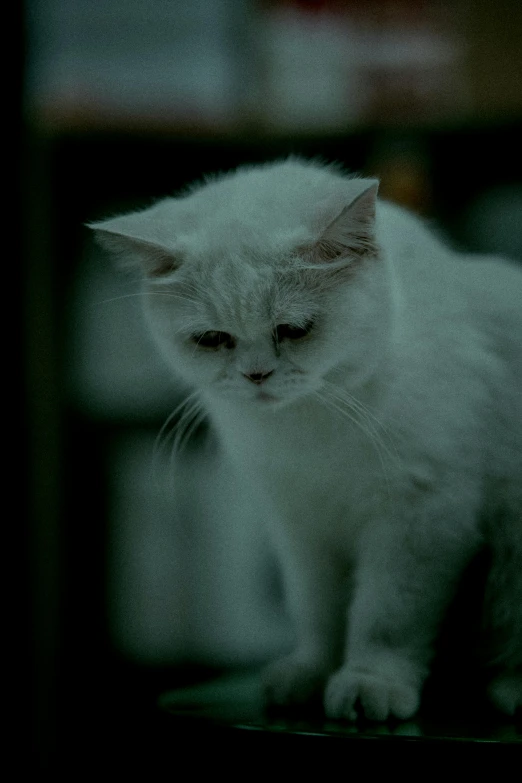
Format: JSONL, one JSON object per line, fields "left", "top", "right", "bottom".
{"left": 160, "top": 669, "right": 521, "bottom": 743}
{"left": 156, "top": 669, "right": 521, "bottom": 771}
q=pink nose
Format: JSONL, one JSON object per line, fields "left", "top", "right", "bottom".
{"left": 243, "top": 370, "right": 274, "bottom": 385}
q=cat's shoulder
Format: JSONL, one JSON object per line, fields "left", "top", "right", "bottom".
{"left": 377, "top": 200, "right": 522, "bottom": 297}
{"left": 456, "top": 253, "right": 522, "bottom": 322}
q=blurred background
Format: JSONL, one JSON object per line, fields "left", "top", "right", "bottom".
{"left": 21, "top": 0, "right": 522, "bottom": 770}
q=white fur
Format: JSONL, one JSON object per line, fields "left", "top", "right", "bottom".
{"left": 91, "top": 158, "right": 522, "bottom": 720}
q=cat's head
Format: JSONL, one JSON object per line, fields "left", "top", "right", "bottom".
{"left": 90, "top": 159, "right": 391, "bottom": 408}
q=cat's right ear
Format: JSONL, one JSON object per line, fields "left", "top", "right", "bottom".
{"left": 297, "top": 179, "right": 380, "bottom": 271}
{"left": 88, "top": 218, "right": 182, "bottom": 278}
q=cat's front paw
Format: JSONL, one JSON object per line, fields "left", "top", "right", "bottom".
{"left": 324, "top": 665, "right": 420, "bottom": 722}
{"left": 488, "top": 671, "right": 522, "bottom": 716}
{"left": 262, "top": 654, "right": 330, "bottom": 706}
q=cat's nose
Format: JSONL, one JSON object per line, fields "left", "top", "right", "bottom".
{"left": 243, "top": 369, "right": 274, "bottom": 385}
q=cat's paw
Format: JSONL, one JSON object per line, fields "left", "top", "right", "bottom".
{"left": 488, "top": 671, "right": 522, "bottom": 716}
{"left": 324, "top": 665, "right": 420, "bottom": 722}
{"left": 262, "top": 654, "right": 330, "bottom": 706}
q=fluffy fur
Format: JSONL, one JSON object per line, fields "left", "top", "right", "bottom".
{"left": 90, "top": 158, "right": 522, "bottom": 720}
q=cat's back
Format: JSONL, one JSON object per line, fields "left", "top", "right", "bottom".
{"left": 379, "top": 200, "right": 522, "bottom": 342}
{"left": 379, "top": 202, "right": 521, "bottom": 466}
{"left": 457, "top": 253, "right": 522, "bottom": 327}
{"left": 456, "top": 254, "right": 522, "bottom": 485}
{"left": 450, "top": 254, "right": 522, "bottom": 400}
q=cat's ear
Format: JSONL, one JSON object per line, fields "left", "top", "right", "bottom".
{"left": 307, "top": 180, "right": 379, "bottom": 267}
{"left": 88, "top": 216, "right": 182, "bottom": 278}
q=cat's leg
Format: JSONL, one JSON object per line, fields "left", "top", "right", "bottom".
{"left": 488, "top": 670, "right": 522, "bottom": 716}
{"left": 484, "top": 495, "right": 522, "bottom": 716}
{"left": 325, "top": 508, "right": 480, "bottom": 721}
{"left": 262, "top": 539, "right": 347, "bottom": 706}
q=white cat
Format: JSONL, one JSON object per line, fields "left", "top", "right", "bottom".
{"left": 90, "top": 158, "right": 522, "bottom": 720}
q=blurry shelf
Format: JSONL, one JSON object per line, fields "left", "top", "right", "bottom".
{"left": 28, "top": 102, "right": 522, "bottom": 143}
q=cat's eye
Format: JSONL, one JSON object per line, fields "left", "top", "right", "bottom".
{"left": 191, "top": 330, "right": 236, "bottom": 350}
{"left": 275, "top": 321, "right": 314, "bottom": 342}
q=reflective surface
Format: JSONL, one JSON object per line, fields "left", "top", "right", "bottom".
{"left": 160, "top": 669, "right": 521, "bottom": 745}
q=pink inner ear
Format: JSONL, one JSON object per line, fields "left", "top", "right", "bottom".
{"left": 146, "top": 248, "right": 180, "bottom": 277}
{"left": 92, "top": 224, "right": 182, "bottom": 276}
{"left": 314, "top": 238, "right": 349, "bottom": 262}
{"left": 119, "top": 236, "right": 181, "bottom": 277}
{"left": 308, "top": 183, "right": 379, "bottom": 264}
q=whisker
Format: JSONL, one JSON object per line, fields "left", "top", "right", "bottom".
{"left": 322, "top": 380, "right": 401, "bottom": 467}
{"left": 173, "top": 406, "right": 207, "bottom": 462}
{"left": 330, "top": 400, "right": 392, "bottom": 476}
{"left": 171, "top": 397, "right": 203, "bottom": 455}
{"left": 151, "top": 401, "right": 187, "bottom": 486}
{"left": 344, "top": 393, "right": 399, "bottom": 455}
{"left": 154, "top": 398, "right": 188, "bottom": 456}
{"left": 152, "top": 391, "right": 205, "bottom": 480}
{"left": 312, "top": 385, "right": 397, "bottom": 500}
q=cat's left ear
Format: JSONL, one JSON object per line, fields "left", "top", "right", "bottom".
{"left": 310, "top": 180, "right": 379, "bottom": 266}
{"left": 88, "top": 215, "right": 182, "bottom": 278}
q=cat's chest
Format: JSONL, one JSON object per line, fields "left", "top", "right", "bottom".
{"left": 222, "top": 408, "right": 387, "bottom": 534}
